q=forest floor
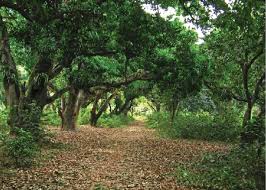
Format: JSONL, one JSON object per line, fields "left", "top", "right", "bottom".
{"left": 1, "top": 121, "right": 230, "bottom": 190}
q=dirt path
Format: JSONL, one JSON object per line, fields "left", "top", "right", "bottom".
{"left": 1, "top": 121, "right": 229, "bottom": 190}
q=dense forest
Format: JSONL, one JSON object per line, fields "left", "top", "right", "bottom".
{"left": 0, "top": 0, "right": 265, "bottom": 189}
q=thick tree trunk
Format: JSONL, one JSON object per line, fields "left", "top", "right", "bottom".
{"left": 1, "top": 16, "right": 69, "bottom": 137}
{"left": 1, "top": 18, "right": 44, "bottom": 136}
{"left": 1, "top": 16, "right": 20, "bottom": 130}
{"left": 61, "top": 88, "right": 83, "bottom": 131}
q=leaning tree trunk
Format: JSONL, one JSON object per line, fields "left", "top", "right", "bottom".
{"left": 60, "top": 87, "right": 83, "bottom": 131}
{"left": 90, "top": 92, "right": 116, "bottom": 126}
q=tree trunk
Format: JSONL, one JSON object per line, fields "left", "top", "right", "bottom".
{"left": 1, "top": 16, "right": 68, "bottom": 137}
{"left": 90, "top": 93, "right": 101, "bottom": 126}
{"left": 114, "top": 97, "right": 135, "bottom": 115}
{"left": 61, "top": 87, "right": 83, "bottom": 131}
{"left": 155, "top": 103, "right": 161, "bottom": 112}
{"left": 242, "top": 103, "right": 252, "bottom": 127}
{"left": 122, "top": 99, "right": 133, "bottom": 116}
{"left": 170, "top": 98, "right": 178, "bottom": 125}
{"left": 1, "top": 16, "right": 20, "bottom": 130}
{"left": 1, "top": 18, "right": 43, "bottom": 137}
{"left": 90, "top": 92, "right": 116, "bottom": 126}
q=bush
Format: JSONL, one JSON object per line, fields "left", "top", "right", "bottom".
{"left": 146, "top": 112, "right": 169, "bottom": 129}
{"left": 98, "top": 114, "right": 134, "bottom": 128}
{"left": 3, "top": 128, "right": 39, "bottom": 167}
{"left": 78, "top": 107, "right": 91, "bottom": 125}
{"left": 0, "top": 109, "right": 9, "bottom": 134}
{"left": 176, "top": 146, "right": 265, "bottom": 190}
{"left": 41, "top": 109, "right": 61, "bottom": 126}
{"left": 146, "top": 110, "right": 241, "bottom": 142}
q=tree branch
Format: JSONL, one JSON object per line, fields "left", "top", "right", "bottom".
{"left": 247, "top": 48, "right": 264, "bottom": 69}
{"left": 204, "top": 80, "right": 247, "bottom": 102}
{"left": 92, "top": 70, "right": 153, "bottom": 88}
{"left": 46, "top": 87, "right": 70, "bottom": 104}
{"left": 81, "top": 49, "right": 117, "bottom": 57}
{"left": 252, "top": 71, "right": 265, "bottom": 104}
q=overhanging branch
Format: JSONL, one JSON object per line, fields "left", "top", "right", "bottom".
{"left": 92, "top": 70, "right": 153, "bottom": 88}
{"left": 204, "top": 80, "right": 247, "bottom": 102}
{"left": 46, "top": 86, "right": 70, "bottom": 104}
{"left": 247, "top": 48, "right": 264, "bottom": 69}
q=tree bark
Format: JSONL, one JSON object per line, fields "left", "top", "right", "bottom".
{"left": 61, "top": 87, "right": 83, "bottom": 131}
{"left": 90, "top": 93, "right": 101, "bottom": 127}
{"left": 0, "top": 16, "right": 20, "bottom": 129}
{"left": 240, "top": 57, "right": 265, "bottom": 143}
{"left": 113, "top": 96, "right": 135, "bottom": 116}
{"left": 170, "top": 102, "right": 178, "bottom": 125}
{"left": 90, "top": 92, "right": 116, "bottom": 126}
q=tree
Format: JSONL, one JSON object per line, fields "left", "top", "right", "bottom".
{"left": 112, "top": 81, "right": 150, "bottom": 116}
{"left": 149, "top": 21, "right": 205, "bottom": 123}
{"left": 203, "top": 0, "right": 265, "bottom": 142}
{"left": 0, "top": 0, "right": 123, "bottom": 134}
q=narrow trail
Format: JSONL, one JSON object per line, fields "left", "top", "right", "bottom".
{"left": 1, "top": 121, "right": 229, "bottom": 190}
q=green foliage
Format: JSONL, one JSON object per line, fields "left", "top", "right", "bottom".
{"left": 11, "top": 101, "right": 44, "bottom": 139}
{"left": 146, "top": 112, "right": 169, "bottom": 129}
{"left": 0, "top": 108, "right": 8, "bottom": 129}
{"left": 2, "top": 128, "right": 39, "bottom": 167}
{"left": 41, "top": 109, "right": 61, "bottom": 126}
{"left": 146, "top": 109, "right": 241, "bottom": 142}
{"left": 176, "top": 146, "right": 265, "bottom": 190}
{"left": 98, "top": 114, "right": 134, "bottom": 128}
{"left": 71, "top": 56, "right": 122, "bottom": 89}
{"left": 241, "top": 116, "right": 265, "bottom": 152}
{"left": 78, "top": 107, "right": 91, "bottom": 125}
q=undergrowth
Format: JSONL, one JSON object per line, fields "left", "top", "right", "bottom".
{"left": 146, "top": 110, "right": 241, "bottom": 142}
{"left": 176, "top": 146, "right": 265, "bottom": 190}
{"left": 98, "top": 114, "right": 134, "bottom": 128}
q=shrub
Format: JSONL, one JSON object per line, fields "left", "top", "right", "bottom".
{"left": 98, "top": 114, "right": 134, "bottom": 128}
{"left": 78, "top": 107, "right": 91, "bottom": 125}
{"left": 3, "top": 128, "right": 39, "bottom": 167}
{"left": 146, "top": 110, "right": 241, "bottom": 142}
{"left": 176, "top": 146, "right": 265, "bottom": 190}
{"left": 0, "top": 109, "right": 9, "bottom": 134}
{"left": 41, "top": 109, "right": 61, "bottom": 126}
{"left": 146, "top": 112, "right": 169, "bottom": 129}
